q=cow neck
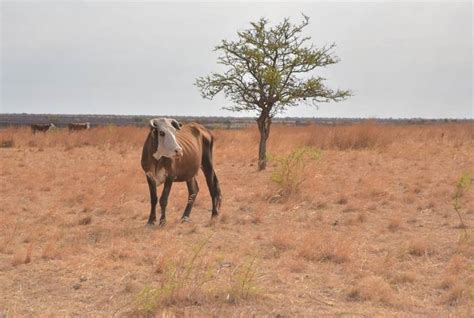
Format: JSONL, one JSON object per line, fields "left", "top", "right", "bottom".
{"left": 158, "top": 157, "right": 173, "bottom": 170}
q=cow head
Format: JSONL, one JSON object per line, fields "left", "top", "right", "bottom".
{"left": 149, "top": 118, "right": 183, "bottom": 160}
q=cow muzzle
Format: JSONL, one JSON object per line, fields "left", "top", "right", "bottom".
{"left": 174, "top": 147, "right": 184, "bottom": 158}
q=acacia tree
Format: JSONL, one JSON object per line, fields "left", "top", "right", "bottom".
{"left": 196, "top": 16, "right": 351, "bottom": 170}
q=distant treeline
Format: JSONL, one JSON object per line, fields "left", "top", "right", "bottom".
{"left": 0, "top": 113, "right": 471, "bottom": 129}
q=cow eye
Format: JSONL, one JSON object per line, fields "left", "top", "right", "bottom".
{"left": 159, "top": 131, "right": 165, "bottom": 137}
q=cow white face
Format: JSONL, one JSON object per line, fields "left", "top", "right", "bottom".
{"left": 149, "top": 118, "right": 183, "bottom": 160}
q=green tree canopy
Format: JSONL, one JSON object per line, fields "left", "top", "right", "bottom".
{"left": 196, "top": 15, "right": 351, "bottom": 170}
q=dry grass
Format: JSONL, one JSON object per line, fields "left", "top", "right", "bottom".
{"left": 347, "top": 276, "right": 395, "bottom": 304}
{"left": 298, "top": 229, "right": 353, "bottom": 263}
{"left": 407, "top": 238, "right": 434, "bottom": 257}
{"left": 11, "top": 244, "right": 32, "bottom": 267}
{"left": 387, "top": 215, "right": 402, "bottom": 232}
{"left": 438, "top": 255, "right": 472, "bottom": 306}
{"left": 0, "top": 121, "right": 473, "bottom": 316}
{"left": 271, "top": 229, "right": 296, "bottom": 251}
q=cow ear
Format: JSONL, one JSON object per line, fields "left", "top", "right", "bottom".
{"left": 171, "top": 119, "right": 182, "bottom": 130}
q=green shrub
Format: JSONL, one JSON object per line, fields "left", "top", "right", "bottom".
{"left": 134, "top": 236, "right": 214, "bottom": 311}
{"left": 270, "top": 147, "right": 321, "bottom": 197}
{"left": 133, "top": 237, "right": 263, "bottom": 313}
{"left": 228, "top": 255, "right": 261, "bottom": 300}
{"left": 453, "top": 172, "right": 472, "bottom": 229}
{"left": 134, "top": 285, "right": 161, "bottom": 313}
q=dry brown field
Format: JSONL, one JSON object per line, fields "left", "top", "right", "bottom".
{"left": 0, "top": 122, "right": 473, "bottom": 317}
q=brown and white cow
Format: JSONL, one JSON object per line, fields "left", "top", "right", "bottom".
{"left": 141, "top": 118, "right": 222, "bottom": 226}
{"left": 68, "top": 122, "right": 90, "bottom": 131}
{"left": 31, "top": 123, "right": 55, "bottom": 134}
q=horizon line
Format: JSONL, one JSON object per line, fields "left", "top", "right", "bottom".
{"left": 1, "top": 112, "right": 473, "bottom": 121}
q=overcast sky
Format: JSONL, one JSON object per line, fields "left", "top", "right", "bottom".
{"left": 1, "top": 1, "right": 472, "bottom": 118}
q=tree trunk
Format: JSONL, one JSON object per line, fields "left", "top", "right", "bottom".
{"left": 257, "top": 110, "right": 271, "bottom": 171}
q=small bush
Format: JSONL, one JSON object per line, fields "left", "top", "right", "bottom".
{"left": 134, "top": 238, "right": 262, "bottom": 313}
{"left": 134, "top": 285, "right": 160, "bottom": 313}
{"left": 270, "top": 147, "right": 321, "bottom": 198}
{"left": 134, "top": 237, "right": 214, "bottom": 311}
{"left": 453, "top": 172, "right": 472, "bottom": 229}
{"left": 227, "top": 256, "right": 261, "bottom": 301}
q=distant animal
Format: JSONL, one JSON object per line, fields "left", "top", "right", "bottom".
{"left": 68, "top": 122, "right": 90, "bottom": 131}
{"left": 31, "top": 123, "right": 55, "bottom": 134}
{"left": 141, "top": 118, "right": 222, "bottom": 226}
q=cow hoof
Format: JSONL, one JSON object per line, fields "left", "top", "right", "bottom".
{"left": 146, "top": 220, "right": 155, "bottom": 226}
{"left": 181, "top": 216, "right": 191, "bottom": 223}
{"left": 159, "top": 219, "right": 166, "bottom": 227}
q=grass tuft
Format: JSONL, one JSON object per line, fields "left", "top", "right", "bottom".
{"left": 348, "top": 276, "right": 395, "bottom": 304}
{"left": 298, "top": 230, "right": 352, "bottom": 263}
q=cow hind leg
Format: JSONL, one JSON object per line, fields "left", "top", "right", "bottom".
{"left": 181, "top": 178, "right": 199, "bottom": 222}
{"left": 159, "top": 177, "right": 173, "bottom": 226}
{"left": 202, "top": 142, "right": 222, "bottom": 218}
{"left": 146, "top": 175, "right": 158, "bottom": 225}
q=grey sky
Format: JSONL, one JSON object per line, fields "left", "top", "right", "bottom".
{"left": 1, "top": 1, "right": 472, "bottom": 118}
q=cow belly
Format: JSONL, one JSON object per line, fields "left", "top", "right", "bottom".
{"left": 173, "top": 128, "right": 203, "bottom": 182}
{"left": 173, "top": 159, "right": 200, "bottom": 182}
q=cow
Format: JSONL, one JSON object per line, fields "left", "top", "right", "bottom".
{"left": 68, "top": 122, "right": 90, "bottom": 131}
{"left": 141, "top": 118, "right": 222, "bottom": 226}
{"left": 31, "top": 123, "right": 55, "bottom": 134}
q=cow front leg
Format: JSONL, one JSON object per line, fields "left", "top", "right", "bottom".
{"left": 159, "top": 177, "right": 173, "bottom": 226}
{"left": 146, "top": 175, "right": 157, "bottom": 225}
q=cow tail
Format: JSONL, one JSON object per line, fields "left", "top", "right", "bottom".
{"left": 209, "top": 133, "right": 222, "bottom": 209}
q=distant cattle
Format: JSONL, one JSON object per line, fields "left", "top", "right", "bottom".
{"left": 141, "top": 118, "right": 222, "bottom": 226}
{"left": 31, "top": 123, "right": 55, "bottom": 134}
{"left": 68, "top": 122, "right": 90, "bottom": 132}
